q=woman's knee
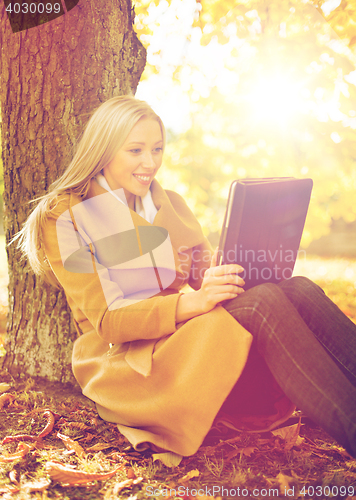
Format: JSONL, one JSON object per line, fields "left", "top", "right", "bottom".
{"left": 224, "top": 282, "right": 286, "bottom": 318}
{"left": 223, "top": 282, "right": 296, "bottom": 343}
{"left": 278, "top": 276, "right": 324, "bottom": 297}
{"left": 277, "top": 276, "right": 325, "bottom": 313}
{"left": 251, "top": 282, "right": 285, "bottom": 304}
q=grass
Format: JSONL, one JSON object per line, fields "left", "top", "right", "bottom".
{"left": 0, "top": 244, "right": 356, "bottom": 499}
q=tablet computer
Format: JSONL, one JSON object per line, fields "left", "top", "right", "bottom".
{"left": 218, "top": 177, "right": 313, "bottom": 289}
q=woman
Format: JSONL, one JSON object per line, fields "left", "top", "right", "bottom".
{"left": 18, "top": 95, "right": 356, "bottom": 458}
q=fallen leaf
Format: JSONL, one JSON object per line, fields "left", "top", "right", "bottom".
{"left": 2, "top": 434, "right": 39, "bottom": 445}
{"left": 8, "top": 470, "right": 19, "bottom": 484}
{"left": 112, "top": 477, "right": 143, "bottom": 495}
{"left": 0, "top": 393, "right": 15, "bottom": 410}
{"left": 226, "top": 446, "right": 257, "bottom": 462}
{"left": 64, "top": 421, "right": 91, "bottom": 431}
{"left": 23, "top": 478, "right": 51, "bottom": 493}
{"left": 126, "top": 468, "right": 136, "bottom": 479}
{"left": 272, "top": 424, "right": 297, "bottom": 440}
{"left": 113, "top": 479, "right": 134, "bottom": 494}
{"left": 225, "top": 448, "right": 242, "bottom": 461}
{"left": 285, "top": 417, "right": 302, "bottom": 451}
{"left": 0, "top": 486, "right": 20, "bottom": 497}
{"left": 0, "top": 383, "right": 11, "bottom": 394}
{"left": 271, "top": 421, "right": 304, "bottom": 449}
{"left": 217, "top": 434, "right": 241, "bottom": 447}
{"left": 46, "top": 461, "right": 122, "bottom": 485}
{"left": 242, "top": 446, "right": 257, "bottom": 457}
{"left": 57, "top": 432, "right": 86, "bottom": 459}
{"left": 106, "top": 451, "right": 126, "bottom": 462}
{"left": 86, "top": 442, "right": 113, "bottom": 452}
{"left": 180, "top": 469, "right": 200, "bottom": 482}
{"left": 276, "top": 472, "right": 294, "bottom": 495}
{"left": 257, "top": 438, "right": 271, "bottom": 445}
{"left": 80, "top": 433, "right": 96, "bottom": 443}
{"left": 0, "top": 443, "right": 31, "bottom": 462}
{"left": 38, "top": 410, "right": 55, "bottom": 438}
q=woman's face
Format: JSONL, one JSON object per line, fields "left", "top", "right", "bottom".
{"left": 103, "top": 117, "right": 163, "bottom": 210}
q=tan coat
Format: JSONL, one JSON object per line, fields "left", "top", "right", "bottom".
{"left": 42, "top": 178, "right": 253, "bottom": 456}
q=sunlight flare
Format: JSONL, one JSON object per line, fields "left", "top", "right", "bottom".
{"left": 247, "top": 73, "right": 305, "bottom": 126}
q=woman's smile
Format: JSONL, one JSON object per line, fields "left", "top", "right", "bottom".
{"left": 102, "top": 117, "right": 163, "bottom": 209}
{"left": 133, "top": 173, "right": 153, "bottom": 185}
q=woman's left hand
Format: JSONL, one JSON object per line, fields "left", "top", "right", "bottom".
{"left": 176, "top": 247, "right": 245, "bottom": 322}
{"left": 195, "top": 247, "right": 245, "bottom": 313}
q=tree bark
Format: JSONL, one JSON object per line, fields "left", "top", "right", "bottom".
{"left": 0, "top": 0, "right": 146, "bottom": 382}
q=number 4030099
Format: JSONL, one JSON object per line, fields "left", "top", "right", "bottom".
{"left": 5, "top": 2, "right": 62, "bottom": 14}
{"left": 299, "top": 485, "right": 354, "bottom": 497}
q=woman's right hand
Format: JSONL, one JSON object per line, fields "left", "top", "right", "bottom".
{"left": 196, "top": 247, "right": 245, "bottom": 313}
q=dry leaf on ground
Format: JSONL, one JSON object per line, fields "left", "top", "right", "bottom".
{"left": 180, "top": 469, "right": 200, "bottom": 482}
{"left": 242, "top": 446, "right": 257, "bottom": 457}
{"left": 112, "top": 477, "right": 143, "bottom": 495}
{"left": 272, "top": 420, "right": 304, "bottom": 449}
{"left": 57, "top": 432, "right": 86, "bottom": 458}
{"left": 0, "top": 393, "right": 15, "bottom": 410}
{"left": 285, "top": 417, "right": 302, "bottom": 451}
{"left": 8, "top": 470, "right": 19, "bottom": 484}
{"left": 86, "top": 442, "right": 113, "bottom": 452}
{"left": 23, "top": 478, "right": 51, "bottom": 493}
{"left": 46, "top": 461, "right": 122, "bottom": 485}
{"left": 276, "top": 472, "right": 295, "bottom": 495}
{"left": 0, "top": 383, "right": 11, "bottom": 394}
{"left": 38, "top": 410, "right": 55, "bottom": 438}
{"left": 225, "top": 446, "right": 257, "bottom": 461}
{"left": 126, "top": 468, "right": 136, "bottom": 479}
{"left": 0, "top": 443, "right": 31, "bottom": 462}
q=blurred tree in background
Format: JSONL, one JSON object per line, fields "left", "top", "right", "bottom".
{"left": 134, "top": 0, "right": 356, "bottom": 248}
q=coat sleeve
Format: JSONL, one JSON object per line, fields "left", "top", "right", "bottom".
{"left": 188, "top": 240, "right": 213, "bottom": 291}
{"left": 41, "top": 199, "right": 181, "bottom": 345}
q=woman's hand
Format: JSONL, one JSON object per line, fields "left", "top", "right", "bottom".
{"left": 196, "top": 247, "right": 245, "bottom": 313}
{"left": 175, "top": 248, "right": 245, "bottom": 323}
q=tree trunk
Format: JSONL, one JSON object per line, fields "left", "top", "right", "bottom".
{"left": 0, "top": 0, "right": 146, "bottom": 382}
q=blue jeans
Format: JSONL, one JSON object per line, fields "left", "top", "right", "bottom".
{"left": 222, "top": 276, "right": 356, "bottom": 457}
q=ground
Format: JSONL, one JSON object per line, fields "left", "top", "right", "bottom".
{"left": 0, "top": 256, "right": 356, "bottom": 499}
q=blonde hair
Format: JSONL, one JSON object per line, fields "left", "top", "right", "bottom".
{"left": 16, "top": 95, "right": 165, "bottom": 283}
